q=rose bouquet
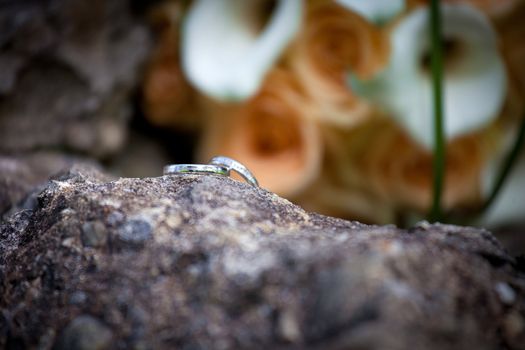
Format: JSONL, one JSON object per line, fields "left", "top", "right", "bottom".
{"left": 142, "top": 0, "right": 525, "bottom": 225}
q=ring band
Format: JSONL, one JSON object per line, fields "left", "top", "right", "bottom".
{"left": 163, "top": 164, "right": 229, "bottom": 176}
{"left": 209, "top": 156, "right": 259, "bottom": 187}
{"left": 163, "top": 157, "right": 259, "bottom": 188}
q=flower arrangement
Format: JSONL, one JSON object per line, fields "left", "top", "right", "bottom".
{"left": 142, "top": 0, "right": 525, "bottom": 225}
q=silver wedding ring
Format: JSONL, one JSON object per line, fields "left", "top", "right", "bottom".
{"left": 209, "top": 156, "right": 259, "bottom": 187}
{"left": 163, "top": 156, "right": 259, "bottom": 187}
{"left": 163, "top": 164, "right": 229, "bottom": 176}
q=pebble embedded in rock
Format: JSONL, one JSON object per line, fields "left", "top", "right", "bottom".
{"left": 495, "top": 282, "right": 516, "bottom": 305}
{"left": 69, "top": 291, "right": 88, "bottom": 305}
{"left": 106, "top": 211, "right": 125, "bottom": 226}
{"left": 277, "top": 309, "right": 301, "bottom": 343}
{"left": 81, "top": 221, "right": 107, "bottom": 248}
{"left": 115, "top": 219, "right": 152, "bottom": 248}
{"left": 56, "top": 315, "right": 113, "bottom": 350}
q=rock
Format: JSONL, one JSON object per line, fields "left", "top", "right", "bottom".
{"left": 0, "top": 152, "right": 99, "bottom": 215}
{"left": 0, "top": 0, "right": 151, "bottom": 156}
{"left": 1, "top": 165, "right": 524, "bottom": 349}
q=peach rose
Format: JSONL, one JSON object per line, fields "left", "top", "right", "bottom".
{"left": 294, "top": 169, "right": 397, "bottom": 224}
{"left": 287, "top": 0, "right": 390, "bottom": 127}
{"left": 496, "top": 1, "right": 525, "bottom": 101}
{"left": 324, "top": 117, "right": 502, "bottom": 214}
{"left": 142, "top": 2, "right": 197, "bottom": 129}
{"left": 197, "top": 69, "right": 322, "bottom": 197}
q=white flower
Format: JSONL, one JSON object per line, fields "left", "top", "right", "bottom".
{"left": 336, "top": 0, "right": 405, "bottom": 24}
{"left": 351, "top": 4, "right": 507, "bottom": 148}
{"left": 182, "top": 0, "right": 302, "bottom": 101}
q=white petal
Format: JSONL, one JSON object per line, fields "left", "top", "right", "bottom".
{"left": 336, "top": 0, "right": 405, "bottom": 24}
{"left": 351, "top": 4, "right": 506, "bottom": 148}
{"left": 182, "top": 0, "right": 302, "bottom": 101}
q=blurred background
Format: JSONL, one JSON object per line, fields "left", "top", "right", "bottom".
{"left": 1, "top": 0, "right": 524, "bottom": 253}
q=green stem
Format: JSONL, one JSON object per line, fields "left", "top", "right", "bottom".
{"left": 429, "top": 0, "right": 445, "bottom": 222}
{"left": 481, "top": 115, "right": 525, "bottom": 212}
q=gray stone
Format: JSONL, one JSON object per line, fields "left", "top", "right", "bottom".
{"left": 56, "top": 315, "right": 113, "bottom": 350}
{"left": 81, "top": 221, "right": 108, "bottom": 248}
{"left": 69, "top": 291, "right": 88, "bottom": 305}
{"left": 0, "top": 165, "right": 524, "bottom": 349}
{"left": 114, "top": 219, "right": 152, "bottom": 249}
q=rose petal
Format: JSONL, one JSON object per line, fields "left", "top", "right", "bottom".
{"left": 288, "top": 0, "right": 390, "bottom": 127}
{"left": 197, "top": 69, "right": 322, "bottom": 197}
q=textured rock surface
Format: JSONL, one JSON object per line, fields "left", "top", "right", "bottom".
{"left": 0, "top": 0, "right": 151, "bottom": 156}
{"left": 0, "top": 152, "right": 97, "bottom": 215}
{"left": 1, "top": 165, "right": 524, "bottom": 349}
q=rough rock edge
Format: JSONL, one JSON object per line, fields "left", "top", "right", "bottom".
{"left": 0, "top": 165, "right": 524, "bottom": 349}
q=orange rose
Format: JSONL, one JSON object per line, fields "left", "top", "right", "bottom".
{"left": 294, "top": 170, "right": 397, "bottom": 224}
{"left": 324, "top": 117, "right": 501, "bottom": 214}
{"left": 142, "top": 2, "right": 197, "bottom": 129}
{"left": 287, "top": 0, "right": 389, "bottom": 127}
{"left": 496, "top": 1, "right": 525, "bottom": 101}
{"left": 197, "top": 69, "right": 322, "bottom": 197}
